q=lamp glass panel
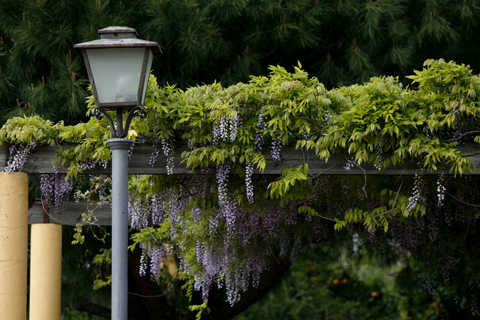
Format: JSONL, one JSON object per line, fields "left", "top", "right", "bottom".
{"left": 140, "top": 50, "right": 153, "bottom": 105}
{"left": 86, "top": 47, "right": 146, "bottom": 104}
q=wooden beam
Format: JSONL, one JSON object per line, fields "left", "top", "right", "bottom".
{"left": 28, "top": 202, "right": 112, "bottom": 226}
{"left": 23, "top": 143, "right": 480, "bottom": 226}
{"left": 2, "top": 143, "right": 480, "bottom": 176}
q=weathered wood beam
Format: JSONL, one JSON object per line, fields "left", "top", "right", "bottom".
{"left": 24, "top": 143, "right": 480, "bottom": 226}
{"left": 2, "top": 143, "right": 480, "bottom": 176}
{"left": 28, "top": 202, "right": 112, "bottom": 226}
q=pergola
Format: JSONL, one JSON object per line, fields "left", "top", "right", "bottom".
{"left": 1, "top": 142, "right": 479, "bottom": 318}
{"left": 21, "top": 143, "right": 480, "bottom": 224}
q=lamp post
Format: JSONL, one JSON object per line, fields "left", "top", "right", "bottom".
{"left": 74, "top": 26, "right": 160, "bottom": 320}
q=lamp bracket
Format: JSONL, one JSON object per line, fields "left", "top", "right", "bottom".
{"left": 92, "top": 106, "right": 146, "bottom": 138}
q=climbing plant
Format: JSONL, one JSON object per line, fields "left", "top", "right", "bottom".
{"left": 2, "top": 59, "right": 480, "bottom": 318}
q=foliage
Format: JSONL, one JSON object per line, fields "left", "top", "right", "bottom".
{"left": 187, "top": 299, "right": 210, "bottom": 320}
{"left": 4, "top": 59, "right": 480, "bottom": 318}
{"left": 234, "top": 242, "right": 476, "bottom": 320}
{"left": 61, "top": 309, "right": 103, "bottom": 320}
{"left": 3, "top": 0, "right": 480, "bottom": 125}
{"left": 59, "top": 225, "right": 112, "bottom": 319}
{"left": 92, "top": 249, "right": 112, "bottom": 290}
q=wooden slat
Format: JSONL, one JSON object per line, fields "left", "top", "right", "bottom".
{"left": 22, "top": 144, "right": 480, "bottom": 226}
{"left": 1, "top": 143, "right": 480, "bottom": 175}
{"left": 28, "top": 202, "right": 112, "bottom": 226}
{"left": 0, "top": 144, "right": 8, "bottom": 168}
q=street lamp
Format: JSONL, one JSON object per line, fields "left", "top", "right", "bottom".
{"left": 74, "top": 26, "right": 161, "bottom": 320}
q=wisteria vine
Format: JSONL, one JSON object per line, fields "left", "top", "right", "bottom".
{"left": 2, "top": 60, "right": 480, "bottom": 315}
{"left": 40, "top": 173, "right": 74, "bottom": 216}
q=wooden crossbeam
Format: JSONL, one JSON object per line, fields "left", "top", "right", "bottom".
{"left": 2, "top": 143, "right": 480, "bottom": 176}
{"left": 28, "top": 202, "right": 112, "bottom": 226}
{"left": 19, "top": 143, "right": 480, "bottom": 225}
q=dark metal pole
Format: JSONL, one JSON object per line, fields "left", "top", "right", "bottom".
{"left": 108, "top": 138, "right": 132, "bottom": 320}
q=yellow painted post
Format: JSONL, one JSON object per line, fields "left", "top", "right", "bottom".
{"left": 0, "top": 172, "right": 29, "bottom": 320}
{"left": 29, "top": 223, "right": 62, "bottom": 320}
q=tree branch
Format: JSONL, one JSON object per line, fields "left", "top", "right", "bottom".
{"left": 441, "top": 130, "right": 480, "bottom": 142}
{"left": 446, "top": 191, "right": 480, "bottom": 207}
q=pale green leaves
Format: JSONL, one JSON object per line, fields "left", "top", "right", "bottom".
{"left": 0, "top": 115, "right": 58, "bottom": 145}
{"left": 268, "top": 164, "right": 309, "bottom": 200}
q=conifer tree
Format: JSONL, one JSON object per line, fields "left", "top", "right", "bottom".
{"left": 2, "top": 0, "right": 480, "bottom": 124}
{"left": 143, "top": 0, "right": 480, "bottom": 88}
{"left": 0, "top": 0, "right": 144, "bottom": 124}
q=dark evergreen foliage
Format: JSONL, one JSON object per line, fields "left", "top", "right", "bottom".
{"left": 2, "top": 0, "right": 480, "bottom": 124}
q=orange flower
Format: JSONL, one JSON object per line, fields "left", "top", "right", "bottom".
{"left": 371, "top": 291, "right": 379, "bottom": 297}
{"left": 333, "top": 279, "right": 339, "bottom": 285}
{"left": 342, "top": 278, "right": 347, "bottom": 284}
{"left": 310, "top": 265, "right": 316, "bottom": 270}
{"left": 311, "top": 276, "right": 318, "bottom": 283}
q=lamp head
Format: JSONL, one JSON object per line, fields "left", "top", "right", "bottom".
{"left": 74, "top": 26, "right": 161, "bottom": 112}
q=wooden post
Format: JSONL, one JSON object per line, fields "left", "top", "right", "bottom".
{"left": 29, "top": 223, "right": 62, "bottom": 320}
{"left": 0, "top": 172, "right": 29, "bottom": 320}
